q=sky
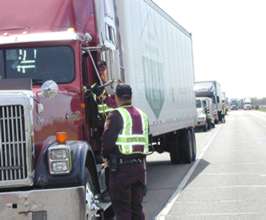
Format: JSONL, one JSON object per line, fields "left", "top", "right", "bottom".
{"left": 153, "top": 0, "right": 266, "bottom": 99}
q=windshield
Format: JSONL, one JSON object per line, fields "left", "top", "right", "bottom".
{"left": 0, "top": 46, "right": 74, "bottom": 84}
{"left": 194, "top": 82, "right": 214, "bottom": 92}
{"left": 196, "top": 99, "right": 202, "bottom": 108}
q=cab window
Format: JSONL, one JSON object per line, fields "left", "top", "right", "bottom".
{"left": 0, "top": 46, "right": 74, "bottom": 84}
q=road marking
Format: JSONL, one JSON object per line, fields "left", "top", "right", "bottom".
{"left": 166, "top": 212, "right": 260, "bottom": 217}
{"left": 187, "top": 185, "right": 266, "bottom": 189}
{"left": 203, "top": 172, "right": 266, "bottom": 176}
{"left": 155, "top": 126, "right": 223, "bottom": 220}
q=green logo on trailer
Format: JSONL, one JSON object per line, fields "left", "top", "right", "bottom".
{"left": 142, "top": 57, "right": 165, "bottom": 118}
{"left": 141, "top": 15, "right": 165, "bottom": 118}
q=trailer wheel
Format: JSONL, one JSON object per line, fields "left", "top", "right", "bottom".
{"left": 180, "top": 129, "right": 193, "bottom": 163}
{"left": 169, "top": 133, "right": 182, "bottom": 164}
{"left": 203, "top": 122, "right": 208, "bottom": 132}
{"left": 190, "top": 128, "right": 197, "bottom": 161}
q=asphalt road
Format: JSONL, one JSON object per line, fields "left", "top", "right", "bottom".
{"left": 144, "top": 110, "right": 266, "bottom": 220}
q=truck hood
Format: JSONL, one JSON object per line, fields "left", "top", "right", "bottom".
{"left": 32, "top": 86, "right": 83, "bottom": 157}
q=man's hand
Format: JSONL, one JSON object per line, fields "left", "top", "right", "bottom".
{"left": 101, "top": 158, "right": 109, "bottom": 169}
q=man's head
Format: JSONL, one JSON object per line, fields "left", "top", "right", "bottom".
{"left": 97, "top": 61, "right": 108, "bottom": 83}
{"left": 115, "top": 84, "right": 132, "bottom": 106}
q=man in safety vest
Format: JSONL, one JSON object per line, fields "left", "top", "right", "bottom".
{"left": 102, "top": 84, "right": 149, "bottom": 220}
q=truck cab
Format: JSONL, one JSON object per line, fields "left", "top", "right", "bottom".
{"left": 0, "top": 0, "right": 118, "bottom": 219}
{"left": 243, "top": 98, "right": 252, "bottom": 110}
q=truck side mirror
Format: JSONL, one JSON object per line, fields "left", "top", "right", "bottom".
{"left": 41, "top": 80, "right": 59, "bottom": 98}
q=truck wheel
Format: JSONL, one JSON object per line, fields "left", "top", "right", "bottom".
{"left": 203, "top": 122, "right": 208, "bottom": 132}
{"left": 190, "top": 128, "right": 197, "bottom": 161}
{"left": 207, "top": 119, "right": 213, "bottom": 130}
{"left": 180, "top": 129, "right": 193, "bottom": 163}
{"left": 85, "top": 169, "right": 102, "bottom": 220}
{"left": 169, "top": 133, "right": 182, "bottom": 164}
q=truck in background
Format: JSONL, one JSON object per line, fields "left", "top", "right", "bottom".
{"left": 0, "top": 0, "right": 197, "bottom": 219}
{"left": 194, "top": 81, "right": 223, "bottom": 123}
{"left": 230, "top": 98, "right": 242, "bottom": 110}
{"left": 243, "top": 98, "right": 252, "bottom": 110}
{"left": 196, "top": 97, "right": 215, "bottom": 131}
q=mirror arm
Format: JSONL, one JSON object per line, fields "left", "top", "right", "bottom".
{"left": 87, "top": 49, "right": 103, "bottom": 86}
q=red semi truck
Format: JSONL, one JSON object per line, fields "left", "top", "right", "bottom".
{"left": 0, "top": 0, "right": 197, "bottom": 219}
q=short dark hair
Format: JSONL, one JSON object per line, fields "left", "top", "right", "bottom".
{"left": 116, "top": 84, "right": 132, "bottom": 101}
{"left": 97, "top": 61, "right": 107, "bottom": 70}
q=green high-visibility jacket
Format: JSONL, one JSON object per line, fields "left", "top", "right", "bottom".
{"left": 115, "top": 106, "right": 150, "bottom": 155}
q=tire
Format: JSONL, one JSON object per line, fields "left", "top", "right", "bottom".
{"left": 207, "top": 122, "right": 211, "bottom": 130}
{"left": 206, "top": 118, "right": 211, "bottom": 130}
{"left": 203, "top": 122, "right": 208, "bottom": 132}
{"left": 169, "top": 133, "right": 181, "bottom": 164}
{"left": 84, "top": 169, "right": 102, "bottom": 220}
{"left": 180, "top": 129, "right": 193, "bottom": 163}
{"left": 169, "top": 129, "right": 194, "bottom": 164}
{"left": 190, "top": 128, "right": 197, "bottom": 161}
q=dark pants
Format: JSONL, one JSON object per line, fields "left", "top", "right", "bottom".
{"left": 109, "top": 164, "right": 146, "bottom": 220}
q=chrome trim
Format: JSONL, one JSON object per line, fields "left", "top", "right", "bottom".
{"left": 0, "top": 186, "right": 86, "bottom": 220}
{"left": 0, "top": 90, "right": 33, "bottom": 188}
{"left": 0, "top": 31, "right": 84, "bottom": 45}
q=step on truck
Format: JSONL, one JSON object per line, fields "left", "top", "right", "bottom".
{"left": 0, "top": 0, "right": 197, "bottom": 219}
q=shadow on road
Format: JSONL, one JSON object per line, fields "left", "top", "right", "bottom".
{"left": 144, "top": 159, "right": 210, "bottom": 220}
{"left": 185, "top": 159, "right": 210, "bottom": 187}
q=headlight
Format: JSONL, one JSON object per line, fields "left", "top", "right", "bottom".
{"left": 49, "top": 149, "right": 68, "bottom": 160}
{"left": 48, "top": 145, "right": 72, "bottom": 175}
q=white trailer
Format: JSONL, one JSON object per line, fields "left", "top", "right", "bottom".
{"left": 115, "top": 0, "right": 197, "bottom": 164}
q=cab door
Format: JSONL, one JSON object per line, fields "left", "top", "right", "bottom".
{"left": 94, "top": 0, "right": 124, "bottom": 82}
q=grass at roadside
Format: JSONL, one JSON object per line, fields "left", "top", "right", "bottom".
{"left": 258, "top": 108, "right": 266, "bottom": 112}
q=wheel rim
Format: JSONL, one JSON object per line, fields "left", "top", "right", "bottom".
{"left": 85, "top": 182, "right": 97, "bottom": 219}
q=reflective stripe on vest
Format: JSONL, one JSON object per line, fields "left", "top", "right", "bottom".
{"left": 115, "top": 107, "right": 149, "bottom": 155}
{"left": 98, "top": 104, "right": 114, "bottom": 114}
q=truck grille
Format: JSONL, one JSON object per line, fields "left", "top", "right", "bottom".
{"left": 0, "top": 105, "right": 28, "bottom": 181}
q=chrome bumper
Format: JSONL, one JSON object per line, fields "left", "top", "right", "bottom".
{"left": 196, "top": 120, "right": 206, "bottom": 127}
{"left": 0, "top": 186, "right": 86, "bottom": 220}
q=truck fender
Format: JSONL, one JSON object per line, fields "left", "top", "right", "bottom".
{"left": 34, "top": 137, "right": 97, "bottom": 188}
